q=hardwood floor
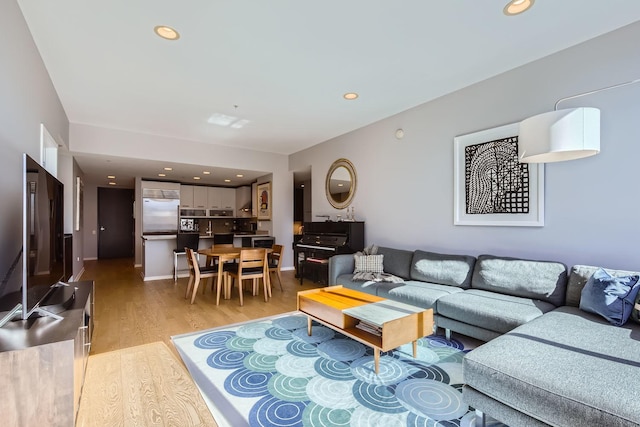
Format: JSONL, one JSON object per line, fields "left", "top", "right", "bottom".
{"left": 77, "top": 257, "right": 323, "bottom": 426}
{"left": 84, "top": 258, "right": 322, "bottom": 356}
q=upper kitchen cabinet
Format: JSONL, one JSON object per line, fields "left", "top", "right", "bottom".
{"left": 236, "top": 186, "right": 252, "bottom": 218}
{"left": 180, "top": 185, "right": 194, "bottom": 208}
{"left": 180, "top": 185, "right": 207, "bottom": 208}
{"left": 193, "top": 186, "right": 208, "bottom": 209}
{"left": 208, "top": 187, "right": 235, "bottom": 210}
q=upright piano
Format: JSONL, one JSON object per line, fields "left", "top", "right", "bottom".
{"left": 294, "top": 221, "right": 364, "bottom": 284}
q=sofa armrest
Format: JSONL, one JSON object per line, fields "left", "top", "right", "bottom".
{"left": 328, "top": 254, "right": 355, "bottom": 285}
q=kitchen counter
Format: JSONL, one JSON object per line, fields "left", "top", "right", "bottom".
{"left": 141, "top": 234, "right": 177, "bottom": 240}
{"left": 141, "top": 233, "right": 272, "bottom": 281}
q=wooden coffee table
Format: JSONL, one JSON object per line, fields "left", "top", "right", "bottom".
{"left": 297, "top": 286, "right": 434, "bottom": 373}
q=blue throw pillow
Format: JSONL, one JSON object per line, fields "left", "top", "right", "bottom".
{"left": 579, "top": 268, "right": 640, "bottom": 326}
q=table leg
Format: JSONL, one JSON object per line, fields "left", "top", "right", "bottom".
{"left": 216, "top": 263, "right": 224, "bottom": 306}
{"left": 374, "top": 349, "right": 380, "bottom": 374}
{"left": 307, "top": 317, "right": 312, "bottom": 336}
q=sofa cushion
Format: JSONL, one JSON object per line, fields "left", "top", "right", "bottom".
{"left": 336, "top": 274, "right": 380, "bottom": 296}
{"left": 566, "top": 264, "right": 640, "bottom": 308}
{"left": 410, "top": 250, "right": 476, "bottom": 288}
{"left": 375, "top": 280, "right": 463, "bottom": 311}
{"left": 376, "top": 247, "right": 414, "bottom": 279}
{"left": 437, "top": 289, "right": 556, "bottom": 334}
{"left": 463, "top": 306, "right": 640, "bottom": 426}
{"left": 471, "top": 254, "right": 567, "bottom": 306}
{"left": 579, "top": 268, "right": 640, "bottom": 326}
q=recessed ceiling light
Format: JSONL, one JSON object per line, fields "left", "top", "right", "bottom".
{"left": 503, "top": 0, "right": 535, "bottom": 15}
{"left": 236, "top": 174, "right": 244, "bottom": 178}
{"left": 158, "top": 173, "right": 166, "bottom": 177}
{"left": 108, "top": 182, "right": 116, "bottom": 186}
{"left": 154, "top": 25, "right": 180, "bottom": 40}
{"left": 193, "top": 176, "right": 201, "bottom": 180}
{"left": 224, "top": 179, "right": 231, "bottom": 183}
{"left": 107, "top": 175, "right": 115, "bottom": 179}
{"left": 343, "top": 92, "right": 359, "bottom": 100}
{"left": 301, "top": 184, "right": 305, "bottom": 188}
{"left": 203, "top": 171, "right": 211, "bottom": 175}
{"left": 164, "top": 167, "right": 173, "bottom": 171}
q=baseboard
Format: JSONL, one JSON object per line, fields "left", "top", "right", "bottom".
{"left": 281, "top": 266, "right": 295, "bottom": 271}
{"left": 143, "top": 274, "right": 174, "bottom": 281}
{"left": 83, "top": 257, "right": 98, "bottom": 261}
{"left": 70, "top": 267, "right": 85, "bottom": 282}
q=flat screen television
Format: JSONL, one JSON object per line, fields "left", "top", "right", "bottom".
{"left": 0, "top": 154, "right": 65, "bottom": 325}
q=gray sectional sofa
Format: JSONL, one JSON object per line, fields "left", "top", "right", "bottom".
{"left": 328, "top": 247, "right": 640, "bottom": 426}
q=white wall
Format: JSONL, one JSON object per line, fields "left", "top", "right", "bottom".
{"left": 290, "top": 22, "right": 640, "bottom": 271}
{"left": 0, "top": 0, "right": 68, "bottom": 292}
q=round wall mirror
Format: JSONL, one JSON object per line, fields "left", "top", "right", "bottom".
{"left": 325, "top": 158, "right": 357, "bottom": 209}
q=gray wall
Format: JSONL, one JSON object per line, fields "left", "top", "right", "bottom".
{"left": 290, "top": 21, "right": 640, "bottom": 271}
{"left": 0, "top": 1, "right": 69, "bottom": 290}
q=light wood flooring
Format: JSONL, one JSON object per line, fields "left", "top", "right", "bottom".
{"left": 76, "top": 258, "right": 323, "bottom": 426}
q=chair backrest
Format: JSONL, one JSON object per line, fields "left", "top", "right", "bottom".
{"left": 213, "top": 243, "right": 234, "bottom": 249}
{"left": 238, "top": 248, "right": 266, "bottom": 275}
{"left": 270, "top": 244, "right": 283, "bottom": 270}
{"left": 177, "top": 233, "right": 200, "bottom": 252}
{"left": 185, "top": 247, "right": 196, "bottom": 272}
{"left": 213, "top": 233, "right": 234, "bottom": 245}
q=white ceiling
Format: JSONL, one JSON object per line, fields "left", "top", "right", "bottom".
{"left": 17, "top": 0, "right": 640, "bottom": 187}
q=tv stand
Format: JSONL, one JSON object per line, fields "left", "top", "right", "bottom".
{"left": 33, "top": 281, "right": 77, "bottom": 318}
{"left": 0, "top": 281, "right": 94, "bottom": 426}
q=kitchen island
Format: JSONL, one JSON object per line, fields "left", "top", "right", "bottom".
{"left": 141, "top": 233, "right": 273, "bottom": 281}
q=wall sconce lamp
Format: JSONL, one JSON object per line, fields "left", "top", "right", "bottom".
{"left": 519, "top": 78, "right": 640, "bottom": 163}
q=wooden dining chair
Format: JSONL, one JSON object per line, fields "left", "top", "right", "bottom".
{"left": 184, "top": 247, "right": 218, "bottom": 304}
{"left": 201, "top": 243, "right": 238, "bottom": 304}
{"left": 226, "top": 248, "right": 268, "bottom": 306}
{"left": 268, "top": 244, "right": 284, "bottom": 292}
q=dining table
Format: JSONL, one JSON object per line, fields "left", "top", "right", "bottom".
{"left": 197, "top": 246, "right": 272, "bottom": 305}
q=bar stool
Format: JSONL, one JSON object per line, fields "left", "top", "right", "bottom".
{"left": 174, "top": 233, "right": 200, "bottom": 281}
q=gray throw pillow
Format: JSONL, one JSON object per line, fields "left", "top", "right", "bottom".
{"left": 579, "top": 268, "right": 640, "bottom": 326}
{"left": 354, "top": 254, "right": 384, "bottom": 274}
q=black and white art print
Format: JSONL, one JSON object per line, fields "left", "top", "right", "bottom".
{"left": 454, "top": 123, "right": 544, "bottom": 226}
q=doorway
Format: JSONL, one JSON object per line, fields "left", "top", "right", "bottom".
{"left": 98, "top": 187, "right": 134, "bottom": 259}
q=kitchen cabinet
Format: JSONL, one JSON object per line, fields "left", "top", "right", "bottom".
{"left": 220, "top": 188, "right": 235, "bottom": 210}
{"left": 180, "top": 185, "right": 207, "bottom": 208}
{"left": 236, "top": 186, "right": 252, "bottom": 218}
{"left": 207, "top": 187, "right": 235, "bottom": 210}
{"left": 180, "top": 185, "right": 194, "bottom": 208}
{"left": 193, "top": 186, "right": 208, "bottom": 209}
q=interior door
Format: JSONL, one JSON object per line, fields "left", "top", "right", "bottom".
{"left": 98, "top": 187, "right": 134, "bottom": 259}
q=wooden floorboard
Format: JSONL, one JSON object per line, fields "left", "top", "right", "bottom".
{"left": 77, "top": 258, "right": 323, "bottom": 425}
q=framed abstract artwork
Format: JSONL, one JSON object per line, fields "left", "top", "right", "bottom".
{"left": 453, "top": 123, "right": 544, "bottom": 227}
{"left": 257, "top": 181, "right": 271, "bottom": 220}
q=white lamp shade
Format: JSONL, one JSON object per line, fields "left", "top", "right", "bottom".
{"left": 518, "top": 107, "right": 600, "bottom": 163}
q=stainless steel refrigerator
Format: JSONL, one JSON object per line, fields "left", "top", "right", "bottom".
{"left": 142, "top": 188, "right": 180, "bottom": 234}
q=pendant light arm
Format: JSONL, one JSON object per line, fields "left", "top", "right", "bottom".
{"left": 554, "top": 78, "right": 640, "bottom": 110}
